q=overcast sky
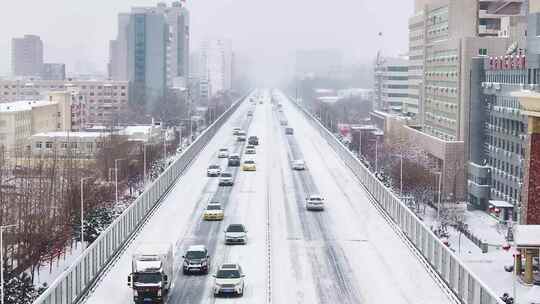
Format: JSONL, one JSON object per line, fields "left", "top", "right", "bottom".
{"left": 0, "top": 0, "right": 412, "bottom": 79}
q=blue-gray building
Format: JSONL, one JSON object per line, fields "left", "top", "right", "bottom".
{"left": 128, "top": 10, "right": 168, "bottom": 112}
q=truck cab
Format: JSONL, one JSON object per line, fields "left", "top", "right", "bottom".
{"left": 128, "top": 244, "right": 173, "bottom": 303}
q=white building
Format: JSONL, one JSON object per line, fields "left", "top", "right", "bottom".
{"left": 0, "top": 92, "right": 72, "bottom": 154}
{"left": 373, "top": 57, "right": 409, "bottom": 114}
{"left": 199, "top": 38, "right": 233, "bottom": 97}
{"left": 30, "top": 131, "right": 107, "bottom": 158}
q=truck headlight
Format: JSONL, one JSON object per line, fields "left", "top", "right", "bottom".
{"left": 157, "top": 289, "right": 162, "bottom": 297}
{"left": 133, "top": 290, "right": 138, "bottom": 296}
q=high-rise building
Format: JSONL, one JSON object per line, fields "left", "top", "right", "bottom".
{"left": 109, "top": 2, "right": 190, "bottom": 111}
{"left": 11, "top": 35, "right": 44, "bottom": 77}
{"left": 404, "top": 0, "right": 512, "bottom": 202}
{"left": 373, "top": 57, "right": 409, "bottom": 114}
{"left": 127, "top": 9, "right": 168, "bottom": 111}
{"left": 200, "top": 38, "right": 233, "bottom": 97}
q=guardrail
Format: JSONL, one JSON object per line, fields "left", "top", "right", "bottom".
{"left": 289, "top": 97, "right": 504, "bottom": 304}
{"left": 33, "top": 94, "right": 247, "bottom": 304}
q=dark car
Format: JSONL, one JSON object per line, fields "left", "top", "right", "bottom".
{"left": 183, "top": 245, "right": 210, "bottom": 274}
{"left": 248, "top": 136, "right": 259, "bottom": 146}
{"left": 285, "top": 127, "right": 294, "bottom": 135}
{"left": 228, "top": 154, "right": 241, "bottom": 167}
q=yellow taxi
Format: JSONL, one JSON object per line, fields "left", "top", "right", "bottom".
{"left": 242, "top": 159, "right": 256, "bottom": 171}
{"left": 203, "top": 203, "right": 224, "bottom": 221}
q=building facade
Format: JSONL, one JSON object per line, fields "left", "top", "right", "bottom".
{"left": 42, "top": 63, "right": 66, "bottom": 81}
{"left": 373, "top": 57, "right": 409, "bottom": 114}
{"left": 11, "top": 35, "right": 43, "bottom": 77}
{"left": 0, "top": 92, "right": 72, "bottom": 154}
{"left": 0, "top": 79, "right": 130, "bottom": 127}
{"left": 200, "top": 38, "right": 233, "bottom": 97}
{"left": 109, "top": 2, "right": 190, "bottom": 111}
{"left": 407, "top": 9, "right": 426, "bottom": 120}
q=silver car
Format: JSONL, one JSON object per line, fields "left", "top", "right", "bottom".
{"left": 224, "top": 224, "right": 247, "bottom": 245}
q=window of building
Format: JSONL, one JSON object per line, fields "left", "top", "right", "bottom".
{"left": 45, "top": 142, "right": 53, "bottom": 149}
{"left": 35, "top": 141, "right": 42, "bottom": 149}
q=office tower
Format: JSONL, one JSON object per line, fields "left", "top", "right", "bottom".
{"left": 11, "top": 35, "right": 44, "bottom": 77}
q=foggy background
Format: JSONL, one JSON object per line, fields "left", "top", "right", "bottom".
{"left": 0, "top": 0, "right": 412, "bottom": 85}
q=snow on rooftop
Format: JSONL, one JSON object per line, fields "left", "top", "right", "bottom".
{"left": 31, "top": 131, "right": 105, "bottom": 138}
{"left": 514, "top": 225, "right": 540, "bottom": 247}
{"left": 488, "top": 200, "right": 513, "bottom": 208}
{"left": 0, "top": 99, "right": 54, "bottom": 112}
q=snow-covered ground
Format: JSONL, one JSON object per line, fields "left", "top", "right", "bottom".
{"left": 84, "top": 90, "right": 456, "bottom": 304}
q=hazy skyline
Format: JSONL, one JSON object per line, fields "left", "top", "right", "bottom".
{"left": 0, "top": 0, "right": 412, "bottom": 80}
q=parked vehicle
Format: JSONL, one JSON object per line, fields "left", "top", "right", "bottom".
{"left": 213, "top": 264, "right": 245, "bottom": 297}
{"left": 182, "top": 245, "right": 210, "bottom": 274}
{"left": 128, "top": 244, "right": 173, "bottom": 303}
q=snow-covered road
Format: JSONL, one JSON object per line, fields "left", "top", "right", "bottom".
{"left": 84, "top": 90, "right": 455, "bottom": 304}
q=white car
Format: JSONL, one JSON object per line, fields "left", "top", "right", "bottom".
{"left": 218, "top": 148, "right": 229, "bottom": 158}
{"left": 292, "top": 159, "right": 305, "bottom": 170}
{"left": 224, "top": 224, "right": 247, "bottom": 245}
{"left": 306, "top": 194, "right": 325, "bottom": 211}
{"left": 213, "top": 264, "right": 245, "bottom": 297}
{"left": 207, "top": 165, "right": 221, "bottom": 177}
{"left": 237, "top": 131, "right": 247, "bottom": 142}
{"left": 232, "top": 128, "right": 241, "bottom": 135}
{"left": 219, "top": 172, "right": 234, "bottom": 186}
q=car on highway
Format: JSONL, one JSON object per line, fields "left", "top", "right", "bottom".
{"left": 213, "top": 264, "right": 245, "bottom": 297}
{"left": 292, "top": 159, "right": 305, "bottom": 170}
{"left": 218, "top": 148, "right": 229, "bottom": 158}
{"left": 245, "top": 145, "right": 256, "bottom": 155}
{"left": 232, "top": 128, "right": 241, "bottom": 135}
{"left": 224, "top": 224, "right": 247, "bottom": 245}
{"left": 306, "top": 194, "right": 325, "bottom": 211}
{"left": 219, "top": 172, "right": 234, "bottom": 186}
{"left": 247, "top": 110, "right": 253, "bottom": 117}
{"left": 203, "top": 203, "right": 224, "bottom": 220}
{"left": 237, "top": 131, "right": 247, "bottom": 142}
{"left": 182, "top": 245, "right": 210, "bottom": 274}
{"left": 285, "top": 127, "right": 294, "bottom": 135}
{"left": 242, "top": 159, "right": 256, "bottom": 171}
{"left": 248, "top": 136, "right": 259, "bottom": 145}
{"left": 228, "top": 153, "right": 241, "bottom": 167}
{"left": 280, "top": 120, "right": 288, "bottom": 126}
{"left": 207, "top": 164, "right": 221, "bottom": 177}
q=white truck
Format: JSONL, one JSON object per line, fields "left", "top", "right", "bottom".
{"left": 127, "top": 244, "right": 174, "bottom": 303}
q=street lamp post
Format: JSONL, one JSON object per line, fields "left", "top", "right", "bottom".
{"left": 80, "top": 177, "right": 92, "bottom": 249}
{"left": 435, "top": 171, "right": 443, "bottom": 224}
{"left": 115, "top": 159, "right": 125, "bottom": 204}
{"left": 143, "top": 143, "right": 147, "bottom": 185}
{"left": 1, "top": 224, "right": 16, "bottom": 304}
{"left": 400, "top": 153, "right": 403, "bottom": 196}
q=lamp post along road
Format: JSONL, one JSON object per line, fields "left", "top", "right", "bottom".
{"left": 1, "top": 224, "right": 16, "bottom": 304}
{"left": 80, "top": 177, "right": 92, "bottom": 249}
{"left": 115, "top": 159, "right": 125, "bottom": 204}
{"left": 435, "top": 172, "right": 443, "bottom": 224}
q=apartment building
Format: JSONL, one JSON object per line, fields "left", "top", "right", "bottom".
{"left": 373, "top": 57, "right": 409, "bottom": 114}
{"left": 200, "top": 38, "right": 233, "bottom": 97}
{"left": 0, "top": 79, "right": 130, "bottom": 127}
{"left": 407, "top": 9, "right": 425, "bottom": 120}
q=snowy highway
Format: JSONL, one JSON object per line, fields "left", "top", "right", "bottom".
{"left": 84, "top": 89, "right": 455, "bottom": 304}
